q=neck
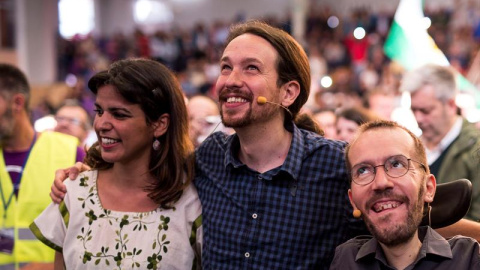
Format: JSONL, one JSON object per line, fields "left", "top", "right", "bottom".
{"left": 380, "top": 231, "right": 422, "bottom": 270}
{"left": 97, "top": 166, "right": 157, "bottom": 212}
{"left": 111, "top": 162, "right": 154, "bottom": 188}
{"left": 235, "top": 120, "right": 292, "bottom": 173}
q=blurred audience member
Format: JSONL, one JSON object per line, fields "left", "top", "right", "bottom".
{"left": 400, "top": 63, "right": 480, "bottom": 221}
{"left": 336, "top": 107, "right": 379, "bottom": 143}
{"left": 313, "top": 108, "right": 337, "bottom": 139}
{"left": 0, "top": 63, "right": 84, "bottom": 269}
{"left": 54, "top": 100, "right": 92, "bottom": 147}
{"left": 187, "top": 94, "right": 222, "bottom": 147}
{"left": 364, "top": 88, "right": 398, "bottom": 120}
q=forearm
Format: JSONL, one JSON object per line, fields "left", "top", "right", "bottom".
{"left": 54, "top": 251, "right": 65, "bottom": 270}
{"left": 436, "top": 218, "right": 480, "bottom": 241}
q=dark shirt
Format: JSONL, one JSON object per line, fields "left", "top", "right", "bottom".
{"left": 330, "top": 226, "right": 480, "bottom": 270}
{"left": 195, "top": 124, "right": 367, "bottom": 269}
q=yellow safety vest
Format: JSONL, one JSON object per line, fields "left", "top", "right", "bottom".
{"left": 0, "top": 132, "right": 78, "bottom": 270}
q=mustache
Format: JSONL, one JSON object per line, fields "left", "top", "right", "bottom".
{"left": 366, "top": 189, "right": 409, "bottom": 209}
{"left": 218, "top": 88, "right": 253, "bottom": 101}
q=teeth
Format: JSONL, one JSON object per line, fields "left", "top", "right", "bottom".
{"left": 102, "top": 138, "right": 118, "bottom": 145}
{"left": 226, "top": 97, "right": 247, "bottom": 103}
{"left": 373, "top": 202, "right": 400, "bottom": 212}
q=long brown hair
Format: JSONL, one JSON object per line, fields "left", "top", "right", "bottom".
{"left": 86, "top": 58, "right": 194, "bottom": 208}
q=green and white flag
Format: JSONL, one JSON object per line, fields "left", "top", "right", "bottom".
{"left": 384, "top": 0, "right": 479, "bottom": 107}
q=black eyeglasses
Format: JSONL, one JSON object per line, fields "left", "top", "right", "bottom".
{"left": 350, "top": 155, "right": 427, "bottom": 186}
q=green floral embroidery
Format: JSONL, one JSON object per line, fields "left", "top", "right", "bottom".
{"left": 78, "top": 176, "right": 95, "bottom": 208}
{"left": 75, "top": 177, "right": 171, "bottom": 269}
{"left": 79, "top": 176, "right": 89, "bottom": 187}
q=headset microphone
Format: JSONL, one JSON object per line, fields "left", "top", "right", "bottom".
{"left": 257, "top": 96, "right": 292, "bottom": 117}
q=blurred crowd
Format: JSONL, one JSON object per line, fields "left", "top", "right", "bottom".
{"left": 35, "top": 2, "right": 480, "bottom": 145}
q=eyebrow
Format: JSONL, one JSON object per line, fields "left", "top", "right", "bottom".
{"left": 220, "top": 56, "right": 263, "bottom": 66}
{"left": 94, "top": 103, "right": 131, "bottom": 114}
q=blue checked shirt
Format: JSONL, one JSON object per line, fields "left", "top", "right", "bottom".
{"left": 195, "top": 124, "right": 368, "bottom": 269}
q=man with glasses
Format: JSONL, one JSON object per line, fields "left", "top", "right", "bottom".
{"left": 330, "top": 120, "right": 480, "bottom": 269}
{"left": 54, "top": 100, "right": 92, "bottom": 147}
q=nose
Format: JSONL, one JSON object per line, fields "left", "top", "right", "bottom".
{"left": 412, "top": 110, "right": 426, "bottom": 126}
{"left": 224, "top": 69, "right": 243, "bottom": 88}
{"left": 371, "top": 165, "right": 394, "bottom": 191}
{"left": 56, "top": 121, "right": 69, "bottom": 128}
{"left": 94, "top": 113, "right": 112, "bottom": 132}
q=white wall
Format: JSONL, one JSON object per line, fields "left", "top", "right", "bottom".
{"left": 15, "top": 0, "right": 58, "bottom": 84}
{"left": 92, "top": 0, "right": 465, "bottom": 36}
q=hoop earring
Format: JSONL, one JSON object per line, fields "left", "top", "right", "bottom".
{"left": 153, "top": 138, "right": 160, "bottom": 151}
{"left": 353, "top": 209, "right": 362, "bottom": 218}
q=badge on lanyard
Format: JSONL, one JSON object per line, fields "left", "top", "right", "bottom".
{"left": 0, "top": 228, "right": 14, "bottom": 254}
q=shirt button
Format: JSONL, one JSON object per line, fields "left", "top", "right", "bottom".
{"left": 258, "top": 175, "right": 262, "bottom": 180}
{"left": 245, "top": 252, "right": 250, "bottom": 258}
{"left": 252, "top": 213, "right": 258, "bottom": 219}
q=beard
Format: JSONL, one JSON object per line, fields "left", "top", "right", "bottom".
{"left": 219, "top": 89, "right": 281, "bottom": 128}
{"left": 220, "top": 104, "right": 254, "bottom": 128}
{"left": 220, "top": 103, "right": 281, "bottom": 128}
{"left": 0, "top": 107, "right": 15, "bottom": 142}
{"left": 364, "top": 185, "right": 425, "bottom": 247}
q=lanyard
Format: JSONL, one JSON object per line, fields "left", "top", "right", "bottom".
{"left": 0, "top": 133, "right": 37, "bottom": 220}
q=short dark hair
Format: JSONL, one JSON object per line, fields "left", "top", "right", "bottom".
{"left": 336, "top": 107, "right": 378, "bottom": 126}
{"left": 345, "top": 120, "right": 430, "bottom": 183}
{"left": 0, "top": 64, "right": 30, "bottom": 110}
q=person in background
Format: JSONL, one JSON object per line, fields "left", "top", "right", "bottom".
{"left": 313, "top": 108, "right": 338, "bottom": 139}
{"left": 331, "top": 120, "right": 480, "bottom": 269}
{"left": 187, "top": 94, "right": 222, "bottom": 148}
{"left": 54, "top": 100, "right": 92, "bottom": 148}
{"left": 336, "top": 107, "right": 379, "bottom": 143}
{"left": 31, "top": 58, "right": 202, "bottom": 269}
{"left": 0, "top": 63, "right": 84, "bottom": 270}
{"left": 401, "top": 63, "right": 480, "bottom": 222}
{"left": 363, "top": 89, "right": 397, "bottom": 120}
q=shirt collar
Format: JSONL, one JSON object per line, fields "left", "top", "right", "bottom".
{"left": 427, "top": 117, "right": 462, "bottom": 154}
{"left": 439, "top": 117, "right": 462, "bottom": 151}
{"left": 355, "top": 226, "right": 452, "bottom": 264}
{"left": 416, "top": 226, "right": 453, "bottom": 260}
{"left": 223, "top": 123, "right": 304, "bottom": 180}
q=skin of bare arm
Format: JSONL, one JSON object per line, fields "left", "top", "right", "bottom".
{"left": 436, "top": 219, "right": 480, "bottom": 242}
{"left": 54, "top": 252, "right": 64, "bottom": 270}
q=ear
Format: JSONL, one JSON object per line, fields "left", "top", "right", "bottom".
{"left": 153, "top": 113, "right": 170, "bottom": 137}
{"left": 348, "top": 188, "right": 359, "bottom": 210}
{"left": 424, "top": 174, "right": 436, "bottom": 203}
{"left": 281, "top": 81, "right": 300, "bottom": 107}
{"left": 12, "top": 94, "right": 26, "bottom": 112}
{"left": 446, "top": 98, "right": 459, "bottom": 114}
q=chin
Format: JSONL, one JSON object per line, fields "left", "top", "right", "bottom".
{"left": 100, "top": 154, "right": 118, "bottom": 164}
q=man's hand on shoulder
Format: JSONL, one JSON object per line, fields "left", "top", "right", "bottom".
{"left": 50, "top": 162, "right": 90, "bottom": 204}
